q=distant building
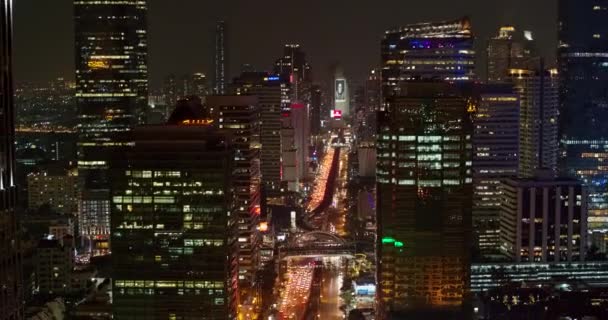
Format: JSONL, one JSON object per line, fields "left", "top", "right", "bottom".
{"left": 162, "top": 73, "right": 209, "bottom": 108}
{"left": 487, "top": 26, "right": 537, "bottom": 82}
{"left": 110, "top": 124, "right": 236, "bottom": 318}
{"left": 214, "top": 21, "right": 228, "bottom": 95}
{"left": 27, "top": 165, "right": 78, "bottom": 215}
{"left": 310, "top": 85, "right": 322, "bottom": 136}
{"left": 291, "top": 102, "right": 310, "bottom": 183}
{"left": 273, "top": 44, "right": 312, "bottom": 104}
{"left": 500, "top": 171, "right": 587, "bottom": 263}
{"left": 281, "top": 113, "right": 298, "bottom": 192}
{"left": 377, "top": 82, "right": 472, "bottom": 313}
{"left": 333, "top": 67, "right": 350, "bottom": 117}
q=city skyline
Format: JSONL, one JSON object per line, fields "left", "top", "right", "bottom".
{"left": 6, "top": 0, "right": 608, "bottom": 319}
{"left": 14, "top": 0, "right": 556, "bottom": 87}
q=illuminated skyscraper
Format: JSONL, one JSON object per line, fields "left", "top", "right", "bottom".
{"left": 214, "top": 21, "right": 228, "bottom": 95}
{"left": 232, "top": 72, "right": 285, "bottom": 198}
{"left": 470, "top": 84, "right": 520, "bottom": 259}
{"left": 509, "top": 68, "right": 559, "bottom": 178}
{"left": 0, "top": 0, "right": 23, "bottom": 317}
{"left": 74, "top": 0, "right": 149, "bottom": 255}
{"left": 559, "top": 0, "right": 608, "bottom": 232}
{"left": 377, "top": 82, "right": 472, "bottom": 315}
{"left": 381, "top": 18, "right": 475, "bottom": 98}
{"left": 487, "top": 26, "right": 537, "bottom": 82}
{"left": 110, "top": 124, "right": 236, "bottom": 319}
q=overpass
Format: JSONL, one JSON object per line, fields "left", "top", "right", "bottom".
{"left": 279, "top": 231, "right": 355, "bottom": 260}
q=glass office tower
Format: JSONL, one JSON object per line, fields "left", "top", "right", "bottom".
{"left": 559, "top": 0, "right": 608, "bottom": 232}
{"left": 381, "top": 18, "right": 475, "bottom": 99}
{"left": 74, "top": 0, "right": 149, "bottom": 254}
{"left": 111, "top": 125, "right": 236, "bottom": 319}
{"left": 377, "top": 82, "right": 472, "bottom": 316}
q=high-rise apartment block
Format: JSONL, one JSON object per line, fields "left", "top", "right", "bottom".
{"left": 27, "top": 165, "right": 79, "bottom": 215}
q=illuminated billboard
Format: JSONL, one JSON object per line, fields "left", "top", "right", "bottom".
{"left": 335, "top": 79, "right": 346, "bottom": 102}
{"left": 330, "top": 109, "right": 342, "bottom": 119}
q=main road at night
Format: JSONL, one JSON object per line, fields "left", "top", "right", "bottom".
{"left": 277, "top": 130, "right": 351, "bottom": 320}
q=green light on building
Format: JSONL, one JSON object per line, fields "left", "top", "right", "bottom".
{"left": 394, "top": 241, "right": 404, "bottom": 248}
{"left": 382, "top": 237, "right": 396, "bottom": 244}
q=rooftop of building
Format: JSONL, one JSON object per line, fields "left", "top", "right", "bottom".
{"left": 385, "top": 17, "right": 471, "bottom": 38}
{"left": 504, "top": 169, "right": 582, "bottom": 186}
{"left": 166, "top": 96, "right": 207, "bottom": 125}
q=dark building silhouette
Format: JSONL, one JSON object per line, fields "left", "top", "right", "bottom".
{"left": 559, "top": 0, "right": 608, "bottom": 232}
{"left": 0, "top": 0, "right": 22, "bottom": 318}
{"left": 110, "top": 123, "right": 236, "bottom": 319}
{"left": 377, "top": 82, "right": 472, "bottom": 315}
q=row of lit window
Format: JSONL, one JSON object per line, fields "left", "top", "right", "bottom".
{"left": 115, "top": 280, "right": 223, "bottom": 289}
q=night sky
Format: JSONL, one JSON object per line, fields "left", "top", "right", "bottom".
{"left": 13, "top": 0, "right": 556, "bottom": 89}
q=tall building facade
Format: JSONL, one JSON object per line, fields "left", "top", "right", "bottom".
{"left": 487, "top": 26, "right": 536, "bottom": 82}
{"left": 36, "top": 237, "right": 75, "bottom": 296}
{"left": 500, "top": 172, "right": 587, "bottom": 263}
{"left": 110, "top": 125, "right": 236, "bottom": 319}
{"left": 381, "top": 18, "right": 475, "bottom": 99}
{"left": 291, "top": 103, "right": 310, "bottom": 183}
{"left": 509, "top": 68, "right": 559, "bottom": 178}
{"left": 74, "top": 0, "right": 149, "bottom": 255}
{"left": 206, "top": 96, "right": 261, "bottom": 307}
{"left": 377, "top": 82, "right": 472, "bottom": 314}
{"left": 471, "top": 85, "right": 520, "bottom": 259}
{"left": 0, "top": 0, "right": 23, "bottom": 317}
{"left": 232, "top": 72, "right": 284, "bottom": 198}
{"left": 214, "top": 21, "right": 227, "bottom": 95}
{"left": 559, "top": 0, "right": 608, "bottom": 232}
